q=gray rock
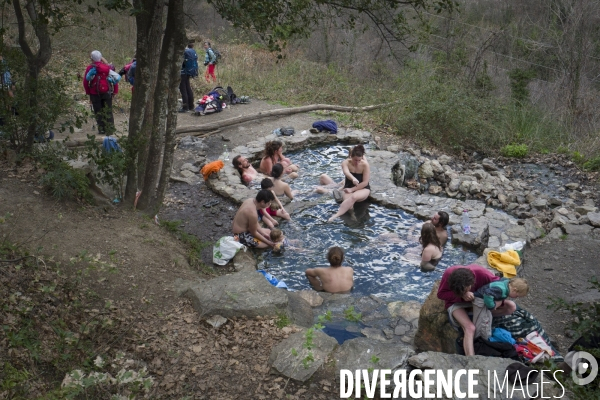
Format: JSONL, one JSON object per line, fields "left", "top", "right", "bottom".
{"left": 481, "top": 158, "right": 498, "bottom": 171}
{"left": 438, "top": 155, "right": 452, "bottom": 165}
{"left": 497, "top": 194, "right": 508, "bottom": 206}
{"left": 333, "top": 338, "right": 414, "bottom": 381}
{"left": 286, "top": 292, "right": 314, "bottom": 328}
{"left": 430, "top": 160, "right": 444, "bottom": 174}
{"left": 360, "top": 327, "right": 387, "bottom": 341}
{"left": 565, "top": 182, "right": 579, "bottom": 190}
{"left": 180, "top": 170, "right": 196, "bottom": 178}
{"left": 394, "top": 322, "right": 410, "bottom": 336}
{"left": 387, "top": 301, "right": 421, "bottom": 322}
{"left": 408, "top": 352, "right": 551, "bottom": 400}
{"left": 418, "top": 161, "right": 434, "bottom": 179}
{"left": 386, "top": 144, "right": 400, "bottom": 152}
{"left": 547, "top": 227, "right": 564, "bottom": 239}
{"left": 269, "top": 329, "right": 338, "bottom": 382}
{"left": 531, "top": 198, "right": 547, "bottom": 210}
{"left": 183, "top": 271, "right": 289, "bottom": 318}
{"left": 205, "top": 315, "right": 228, "bottom": 328}
{"left": 469, "top": 182, "right": 482, "bottom": 194}
{"left": 414, "top": 282, "right": 459, "bottom": 353}
{"left": 448, "top": 178, "right": 461, "bottom": 192}
{"left": 506, "top": 203, "right": 519, "bottom": 211}
{"left": 181, "top": 163, "right": 200, "bottom": 173}
{"left": 549, "top": 197, "right": 563, "bottom": 206}
{"left": 398, "top": 152, "right": 419, "bottom": 182}
{"left": 472, "top": 169, "right": 487, "bottom": 180}
{"left": 428, "top": 184, "right": 442, "bottom": 195}
{"left": 232, "top": 249, "right": 256, "bottom": 272}
{"left": 563, "top": 223, "right": 593, "bottom": 235}
{"left": 296, "top": 290, "right": 324, "bottom": 307}
{"left": 556, "top": 207, "right": 570, "bottom": 216}
{"left": 451, "top": 220, "right": 489, "bottom": 253}
{"left": 588, "top": 212, "right": 600, "bottom": 228}
{"left": 458, "top": 180, "right": 472, "bottom": 195}
{"left": 524, "top": 218, "right": 545, "bottom": 242}
{"left": 575, "top": 205, "right": 598, "bottom": 215}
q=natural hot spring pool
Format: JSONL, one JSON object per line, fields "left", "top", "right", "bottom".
{"left": 256, "top": 145, "right": 479, "bottom": 303}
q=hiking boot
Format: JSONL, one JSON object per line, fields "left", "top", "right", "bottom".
{"left": 178, "top": 107, "right": 189, "bottom": 113}
{"left": 333, "top": 189, "right": 343, "bottom": 204}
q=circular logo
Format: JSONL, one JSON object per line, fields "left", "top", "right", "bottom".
{"left": 570, "top": 351, "right": 598, "bottom": 386}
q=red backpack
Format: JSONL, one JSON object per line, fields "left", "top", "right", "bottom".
{"left": 90, "top": 62, "right": 113, "bottom": 94}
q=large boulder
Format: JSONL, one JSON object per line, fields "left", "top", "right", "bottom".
{"left": 232, "top": 249, "right": 256, "bottom": 272}
{"left": 269, "top": 329, "right": 338, "bottom": 382}
{"left": 333, "top": 338, "right": 415, "bottom": 381}
{"left": 183, "top": 270, "right": 289, "bottom": 318}
{"left": 286, "top": 292, "right": 314, "bottom": 328}
{"left": 413, "top": 281, "right": 458, "bottom": 353}
{"left": 408, "top": 352, "right": 559, "bottom": 400}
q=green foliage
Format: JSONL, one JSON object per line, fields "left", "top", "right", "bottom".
{"left": 39, "top": 162, "right": 93, "bottom": 202}
{"left": 583, "top": 156, "right": 600, "bottom": 171}
{"left": 507, "top": 68, "right": 536, "bottom": 105}
{"left": 501, "top": 144, "right": 528, "bottom": 158}
{"left": 83, "top": 134, "right": 127, "bottom": 200}
{"left": 559, "top": 234, "right": 568, "bottom": 240}
{"left": 343, "top": 305, "right": 362, "bottom": 322}
{"left": 571, "top": 151, "right": 585, "bottom": 164}
{"left": 0, "top": 362, "right": 30, "bottom": 398}
{"left": 275, "top": 312, "right": 291, "bottom": 328}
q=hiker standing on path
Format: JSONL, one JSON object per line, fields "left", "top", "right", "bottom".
{"left": 179, "top": 42, "right": 198, "bottom": 113}
{"left": 203, "top": 41, "right": 217, "bottom": 84}
{"left": 83, "top": 50, "right": 118, "bottom": 135}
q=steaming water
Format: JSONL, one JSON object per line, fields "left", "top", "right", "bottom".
{"left": 257, "top": 145, "right": 478, "bottom": 303}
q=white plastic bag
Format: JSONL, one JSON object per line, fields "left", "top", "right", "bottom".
{"left": 213, "top": 236, "right": 245, "bottom": 266}
{"left": 500, "top": 241, "right": 525, "bottom": 252}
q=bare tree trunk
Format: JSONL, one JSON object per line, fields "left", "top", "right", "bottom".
{"left": 149, "top": 0, "right": 186, "bottom": 213}
{"left": 136, "top": 0, "right": 186, "bottom": 212}
{"left": 12, "top": 0, "right": 52, "bottom": 152}
{"left": 124, "top": 0, "right": 164, "bottom": 202}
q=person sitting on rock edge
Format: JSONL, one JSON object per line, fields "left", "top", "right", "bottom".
{"left": 232, "top": 189, "right": 275, "bottom": 249}
{"left": 305, "top": 246, "right": 354, "bottom": 293}
{"left": 437, "top": 265, "right": 516, "bottom": 356}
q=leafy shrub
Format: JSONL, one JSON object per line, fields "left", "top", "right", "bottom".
{"left": 83, "top": 135, "right": 127, "bottom": 200}
{"left": 572, "top": 151, "right": 585, "bottom": 164}
{"left": 583, "top": 156, "right": 600, "bottom": 171}
{"left": 501, "top": 144, "right": 528, "bottom": 158}
{"left": 40, "top": 162, "right": 92, "bottom": 202}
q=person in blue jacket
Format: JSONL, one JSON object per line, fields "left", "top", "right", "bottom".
{"left": 179, "top": 41, "right": 198, "bottom": 112}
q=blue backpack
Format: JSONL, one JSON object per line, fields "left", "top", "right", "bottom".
{"left": 182, "top": 48, "right": 198, "bottom": 77}
{"left": 127, "top": 61, "right": 136, "bottom": 86}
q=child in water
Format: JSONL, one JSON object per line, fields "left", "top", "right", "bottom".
{"left": 270, "top": 228, "right": 290, "bottom": 253}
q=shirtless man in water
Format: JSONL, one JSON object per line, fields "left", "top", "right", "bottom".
{"left": 232, "top": 155, "right": 258, "bottom": 184}
{"left": 430, "top": 211, "right": 449, "bottom": 246}
{"left": 232, "top": 189, "right": 275, "bottom": 249}
{"left": 305, "top": 247, "right": 354, "bottom": 293}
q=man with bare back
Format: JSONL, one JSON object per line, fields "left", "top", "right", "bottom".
{"left": 305, "top": 247, "right": 354, "bottom": 293}
{"left": 232, "top": 189, "right": 275, "bottom": 249}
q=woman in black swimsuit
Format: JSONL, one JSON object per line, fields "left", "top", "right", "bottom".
{"left": 319, "top": 144, "right": 371, "bottom": 222}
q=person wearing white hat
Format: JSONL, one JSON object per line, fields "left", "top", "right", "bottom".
{"left": 83, "top": 50, "right": 118, "bottom": 135}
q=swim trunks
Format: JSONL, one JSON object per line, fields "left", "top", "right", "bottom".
{"left": 235, "top": 231, "right": 261, "bottom": 248}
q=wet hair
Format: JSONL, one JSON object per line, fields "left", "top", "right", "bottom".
{"left": 509, "top": 278, "right": 529, "bottom": 296}
{"left": 327, "top": 246, "right": 344, "bottom": 267}
{"left": 448, "top": 268, "right": 476, "bottom": 296}
{"left": 419, "top": 222, "right": 441, "bottom": 250}
{"left": 437, "top": 211, "right": 449, "bottom": 228}
{"left": 350, "top": 144, "right": 365, "bottom": 158}
{"left": 261, "top": 178, "right": 274, "bottom": 190}
{"left": 270, "top": 228, "right": 283, "bottom": 242}
{"left": 256, "top": 189, "right": 274, "bottom": 203}
{"left": 271, "top": 163, "right": 284, "bottom": 179}
{"left": 264, "top": 140, "right": 283, "bottom": 159}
